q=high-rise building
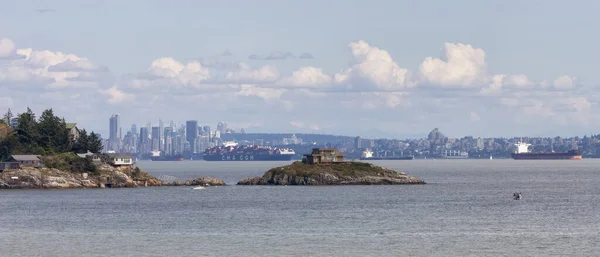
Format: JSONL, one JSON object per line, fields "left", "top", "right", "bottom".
{"left": 151, "top": 126, "right": 160, "bottom": 151}
{"left": 186, "top": 120, "right": 199, "bottom": 152}
{"left": 354, "top": 136, "right": 362, "bottom": 149}
{"left": 139, "top": 127, "right": 149, "bottom": 153}
{"left": 131, "top": 124, "right": 137, "bottom": 136}
{"left": 217, "top": 122, "right": 227, "bottom": 134}
{"left": 159, "top": 119, "right": 164, "bottom": 140}
{"left": 109, "top": 114, "right": 120, "bottom": 141}
{"left": 109, "top": 114, "right": 121, "bottom": 151}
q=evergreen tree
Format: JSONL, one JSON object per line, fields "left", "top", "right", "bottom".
{"left": 15, "top": 108, "right": 41, "bottom": 154}
{"left": 2, "top": 108, "right": 12, "bottom": 125}
{"left": 37, "top": 109, "right": 71, "bottom": 154}
{"left": 88, "top": 132, "right": 103, "bottom": 153}
{"left": 72, "top": 129, "right": 89, "bottom": 153}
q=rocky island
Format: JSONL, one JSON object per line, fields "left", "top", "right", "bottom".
{"left": 0, "top": 153, "right": 225, "bottom": 189}
{"left": 237, "top": 148, "right": 425, "bottom": 186}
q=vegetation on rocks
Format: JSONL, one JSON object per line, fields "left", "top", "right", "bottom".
{"left": 237, "top": 161, "right": 425, "bottom": 186}
{"left": 0, "top": 108, "right": 103, "bottom": 161}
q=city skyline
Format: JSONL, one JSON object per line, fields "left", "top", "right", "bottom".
{"left": 2, "top": 1, "right": 600, "bottom": 138}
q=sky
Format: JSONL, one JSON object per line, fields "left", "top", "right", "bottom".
{"left": 1, "top": 0, "right": 600, "bottom": 139}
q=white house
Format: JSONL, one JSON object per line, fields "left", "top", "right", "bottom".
{"left": 108, "top": 154, "right": 134, "bottom": 166}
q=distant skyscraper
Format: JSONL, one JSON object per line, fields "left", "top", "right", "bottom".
{"left": 217, "top": 122, "right": 227, "bottom": 133}
{"left": 109, "top": 114, "right": 121, "bottom": 151}
{"left": 159, "top": 119, "right": 164, "bottom": 139}
{"left": 186, "top": 120, "right": 199, "bottom": 152}
{"left": 140, "top": 127, "right": 149, "bottom": 154}
{"left": 151, "top": 126, "right": 160, "bottom": 151}
{"left": 109, "top": 114, "right": 120, "bottom": 141}
{"left": 354, "top": 136, "right": 362, "bottom": 149}
{"left": 131, "top": 124, "right": 137, "bottom": 136}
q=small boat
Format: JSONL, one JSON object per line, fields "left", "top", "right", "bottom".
{"left": 513, "top": 192, "right": 522, "bottom": 200}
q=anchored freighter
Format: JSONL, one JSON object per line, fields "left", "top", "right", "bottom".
{"left": 511, "top": 142, "right": 582, "bottom": 160}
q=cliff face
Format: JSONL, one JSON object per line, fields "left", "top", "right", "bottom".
{"left": 237, "top": 161, "right": 425, "bottom": 186}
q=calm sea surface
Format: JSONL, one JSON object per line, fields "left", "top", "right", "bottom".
{"left": 1, "top": 159, "right": 600, "bottom": 256}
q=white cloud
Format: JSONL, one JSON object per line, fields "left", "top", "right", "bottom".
{"left": 224, "top": 63, "right": 279, "bottom": 84}
{"left": 0, "top": 38, "right": 20, "bottom": 59}
{"left": 279, "top": 67, "right": 332, "bottom": 88}
{"left": 102, "top": 86, "right": 135, "bottom": 104}
{"left": 0, "top": 37, "right": 594, "bottom": 137}
{"left": 418, "top": 43, "right": 487, "bottom": 88}
{"left": 333, "top": 40, "right": 411, "bottom": 91}
{"left": 237, "top": 84, "right": 284, "bottom": 101}
{"left": 553, "top": 75, "right": 576, "bottom": 90}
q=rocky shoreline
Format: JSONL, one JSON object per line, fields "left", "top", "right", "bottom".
{"left": 237, "top": 161, "right": 425, "bottom": 186}
{"left": 0, "top": 164, "right": 225, "bottom": 190}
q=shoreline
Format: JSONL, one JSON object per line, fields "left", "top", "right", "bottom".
{"left": 0, "top": 164, "right": 226, "bottom": 190}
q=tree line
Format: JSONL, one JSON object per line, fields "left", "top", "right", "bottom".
{"left": 0, "top": 108, "right": 103, "bottom": 161}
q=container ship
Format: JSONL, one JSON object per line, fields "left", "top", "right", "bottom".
{"left": 149, "top": 151, "right": 184, "bottom": 161}
{"left": 359, "top": 149, "right": 414, "bottom": 160}
{"left": 202, "top": 142, "right": 295, "bottom": 161}
{"left": 511, "top": 142, "right": 582, "bottom": 160}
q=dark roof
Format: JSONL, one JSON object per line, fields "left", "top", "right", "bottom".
{"left": 10, "top": 155, "right": 41, "bottom": 161}
{"left": 107, "top": 153, "right": 132, "bottom": 158}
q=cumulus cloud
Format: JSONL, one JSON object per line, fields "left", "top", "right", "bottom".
{"left": 0, "top": 36, "right": 593, "bottom": 137}
{"left": 553, "top": 75, "right": 576, "bottom": 90}
{"left": 418, "top": 43, "right": 487, "bottom": 88}
{"left": 0, "top": 38, "right": 24, "bottom": 60}
{"left": 102, "top": 86, "right": 135, "bottom": 104}
{"left": 333, "top": 40, "right": 411, "bottom": 91}
{"left": 278, "top": 67, "right": 332, "bottom": 88}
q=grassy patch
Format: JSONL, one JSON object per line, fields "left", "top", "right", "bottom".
{"left": 39, "top": 153, "right": 97, "bottom": 174}
{"left": 265, "top": 161, "right": 396, "bottom": 179}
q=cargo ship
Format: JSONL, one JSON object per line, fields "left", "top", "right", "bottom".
{"left": 202, "top": 142, "right": 295, "bottom": 161}
{"left": 150, "top": 151, "right": 184, "bottom": 161}
{"left": 359, "top": 149, "right": 414, "bottom": 160}
{"left": 511, "top": 142, "right": 582, "bottom": 160}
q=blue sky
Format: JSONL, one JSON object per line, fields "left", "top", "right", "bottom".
{"left": 1, "top": 0, "right": 600, "bottom": 139}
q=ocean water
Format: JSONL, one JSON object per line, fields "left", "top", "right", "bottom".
{"left": 1, "top": 159, "right": 600, "bottom": 256}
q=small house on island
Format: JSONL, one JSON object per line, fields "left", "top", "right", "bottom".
{"left": 1, "top": 155, "right": 41, "bottom": 172}
{"left": 66, "top": 123, "right": 80, "bottom": 141}
{"left": 108, "top": 153, "right": 134, "bottom": 166}
{"left": 302, "top": 148, "right": 346, "bottom": 165}
{"left": 77, "top": 151, "right": 102, "bottom": 163}
{"left": 6, "top": 155, "right": 41, "bottom": 167}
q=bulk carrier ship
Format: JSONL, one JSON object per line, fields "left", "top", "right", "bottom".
{"left": 511, "top": 142, "right": 582, "bottom": 160}
{"left": 202, "top": 142, "right": 295, "bottom": 161}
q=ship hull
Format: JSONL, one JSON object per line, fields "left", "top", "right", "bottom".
{"left": 360, "top": 157, "right": 414, "bottom": 160}
{"left": 512, "top": 151, "right": 582, "bottom": 160}
{"left": 150, "top": 156, "right": 184, "bottom": 161}
{"left": 203, "top": 153, "right": 294, "bottom": 161}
